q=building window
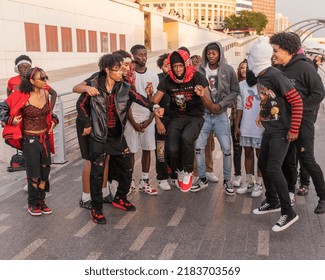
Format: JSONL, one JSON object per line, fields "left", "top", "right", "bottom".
{"left": 24, "top": 22, "right": 41, "bottom": 51}
{"left": 110, "top": 33, "right": 117, "bottom": 52}
{"left": 119, "top": 34, "right": 126, "bottom": 50}
{"left": 45, "top": 25, "right": 58, "bottom": 52}
{"left": 61, "top": 27, "right": 73, "bottom": 52}
{"left": 88, "top": 30, "right": 97, "bottom": 52}
{"left": 100, "top": 32, "right": 108, "bottom": 53}
{"left": 76, "top": 29, "right": 86, "bottom": 52}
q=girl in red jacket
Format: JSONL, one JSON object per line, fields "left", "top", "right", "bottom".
{"left": 0, "top": 67, "right": 59, "bottom": 216}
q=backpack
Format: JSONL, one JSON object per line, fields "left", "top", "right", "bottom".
{"left": 7, "top": 150, "right": 26, "bottom": 172}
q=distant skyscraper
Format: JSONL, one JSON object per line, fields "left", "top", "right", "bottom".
{"left": 236, "top": 0, "right": 253, "bottom": 14}
{"left": 275, "top": 13, "right": 290, "bottom": 33}
{"left": 140, "top": 0, "right": 236, "bottom": 29}
{"left": 252, "top": 0, "right": 275, "bottom": 35}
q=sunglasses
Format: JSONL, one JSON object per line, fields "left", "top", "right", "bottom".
{"left": 35, "top": 76, "right": 49, "bottom": 81}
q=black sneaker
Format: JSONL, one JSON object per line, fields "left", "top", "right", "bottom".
{"left": 38, "top": 201, "right": 52, "bottom": 215}
{"left": 103, "top": 194, "right": 113, "bottom": 204}
{"left": 112, "top": 197, "right": 136, "bottom": 211}
{"left": 91, "top": 209, "right": 107, "bottom": 224}
{"left": 28, "top": 205, "right": 42, "bottom": 216}
{"left": 190, "top": 178, "right": 208, "bottom": 193}
{"left": 223, "top": 180, "right": 235, "bottom": 196}
{"left": 272, "top": 211, "right": 299, "bottom": 232}
{"left": 253, "top": 199, "right": 281, "bottom": 215}
{"left": 314, "top": 200, "right": 325, "bottom": 214}
{"left": 79, "top": 199, "right": 92, "bottom": 210}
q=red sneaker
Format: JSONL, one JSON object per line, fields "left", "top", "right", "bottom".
{"left": 38, "top": 201, "right": 52, "bottom": 215}
{"left": 28, "top": 205, "right": 42, "bottom": 216}
{"left": 180, "top": 172, "right": 193, "bottom": 192}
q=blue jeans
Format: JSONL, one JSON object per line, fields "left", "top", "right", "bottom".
{"left": 195, "top": 112, "right": 232, "bottom": 181}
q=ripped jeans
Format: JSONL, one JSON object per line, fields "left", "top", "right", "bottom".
{"left": 195, "top": 112, "right": 232, "bottom": 181}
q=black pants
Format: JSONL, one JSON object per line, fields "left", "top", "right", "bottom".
{"left": 23, "top": 134, "right": 51, "bottom": 206}
{"left": 282, "top": 142, "right": 297, "bottom": 193}
{"left": 167, "top": 116, "right": 204, "bottom": 178}
{"left": 295, "top": 115, "right": 325, "bottom": 200}
{"left": 258, "top": 132, "right": 292, "bottom": 215}
{"left": 89, "top": 138, "right": 133, "bottom": 210}
{"left": 231, "top": 123, "right": 242, "bottom": 176}
{"left": 155, "top": 121, "right": 170, "bottom": 180}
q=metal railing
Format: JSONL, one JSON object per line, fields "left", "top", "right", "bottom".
{"left": 52, "top": 92, "right": 79, "bottom": 164}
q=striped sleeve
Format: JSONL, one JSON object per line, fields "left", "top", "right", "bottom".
{"left": 285, "top": 88, "right": 303, "bottom": 134}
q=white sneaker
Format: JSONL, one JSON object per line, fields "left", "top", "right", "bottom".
{"left": 23, "top": 183, "right": 28, "bottom": 191}
{"left": 289, "top": 192, "right": 295, "bottom": 206}
{"left": 139, "top": 179, "right": 158, "bottom": 195}
{"left": 251, "top": 183, "right": 263, "bottom": 198}
{"left": 127, "top": 179, "right": 136, "bottom": 195}
{"left": 158, "top": 179, "right": 171, "bottom": 191}
{"left": 232, "top": 175, "right": 241, "bottom": 187}
{"left": 236, "top": 182, "right": 254, "bottom": 194}
{"left": 108, "top": 180, "right": 119, "bottom": 197}
{"left": 206, "top": 172, "right": 219, "bottom": 182}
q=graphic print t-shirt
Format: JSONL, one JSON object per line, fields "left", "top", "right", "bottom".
{"left": 256, "top": 67, "right": 295, "bottom": 134}
{"left": 157, "top": 71, "right": 208, "bottom": 118}
{"left": 205, "top": 66, "right": 218, "bottom": 103}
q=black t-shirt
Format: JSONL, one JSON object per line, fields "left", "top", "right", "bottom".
{"left": 257, "top": 67, "right": 295, "bottom": 134}
{"left": 157, "top": 71, "right": 208, "bottom": 118}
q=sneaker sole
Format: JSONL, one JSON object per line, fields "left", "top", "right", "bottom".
{"left": 158, "top": 186, "right": 171, "bottom": 191}
{"left": 223, "top": 189, "right": 235, "bottom": 196}
{"left": 139, "top": 189, "right": 158, "bottom": 195}
{"left": 190, "top": 185, "right": 208, "bottom": 193}
{"left": 253, "top": 207, "right": 281, "bottom": 215}
{"left": 251, "top": 191, "right": 263, "bottom": 198}
{"left": 41, "top": 210, "right": 52, "bottom": 215}
{"left": 272, "top": 215, "right": 299, "bottom": 232}
{"left": 28, "top": 210, "right": 42, "bottom": 216}
{"left": 112, "top": 202, "right": 136, "bottom": 211}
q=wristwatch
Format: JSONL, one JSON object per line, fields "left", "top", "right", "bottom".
{"left": 153, "top": 104, "right": 160, "bottom": 110}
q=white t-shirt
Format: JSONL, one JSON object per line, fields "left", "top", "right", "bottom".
{"left": 237, "top": 80, "right": 264, "bottom": 138}
{"left": 130, "top": 69, "right": 159, "bottom": 122}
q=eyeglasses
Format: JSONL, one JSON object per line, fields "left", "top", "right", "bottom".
{"left": 35, "top": 76, "right": 49, "bottom": 81}
{"left": 110, "top": 68, "right": 123, "bottom": 73}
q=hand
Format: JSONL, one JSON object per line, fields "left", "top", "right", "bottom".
{"left": 286, "top": 131, "right": 298, "bottom": 142}
{"left": 49, "top": 121, "right": 56, "bottom": 134}
{"left": 145, "top": 82, "right": 154, "bottom": 96}
{"left": 194, "top": 85, "right": 204, "bottom": 97}
{"left": 82, "top": 126, "right": 92, "bottom": 136}
{"left": 12, "top": 115, "right": 22, "bottom": 126}
{"left": 141, "top": 119, "right": 152, "bottom": 130}
{"left": 156, "top": 122, "right": 166, "bottom": 135}
{"left": 256, "top": 115, "right": 263, "bottom": 127}
{"left": 133, "top": 122, "right": 144, "bottom": 132}
{"left": 210, "top": 103, "right": 221, "bottom": 114}
{"left": 154, "top": 107, "right": 164, "bottom": 118}
{"left": 234, "top": 126, "right": 241, "bottom": 141}
{"left": 86, "top": 86, "right": 100, "bottom": 96}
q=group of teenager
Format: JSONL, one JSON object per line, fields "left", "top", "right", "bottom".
{"left": 1, "top": 32, "right": 325, "bottom": 232}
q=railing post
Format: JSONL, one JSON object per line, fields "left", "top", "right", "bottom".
{"left": 51, "top": 96, "right": 67, "bottom": 164}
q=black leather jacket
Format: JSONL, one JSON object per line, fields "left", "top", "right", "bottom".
{"left": 76, "top": 76, "right": 156, "bottom": 143}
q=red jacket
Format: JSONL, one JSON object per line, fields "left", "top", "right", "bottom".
{"left": 0, "top": 90, "right": 58, "bottom": 152}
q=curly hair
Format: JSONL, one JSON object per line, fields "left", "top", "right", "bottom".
{"left": 98, "top": 54, "right": 123, "bottom": 72}
{"left": 269, "top": 32, "right": 301, "bottom": 55}
{"left": 19, "top": 67, "right": 45, "bottom": 93}
{"left": 156, "top": 53, "right": 169, "bottom": 69}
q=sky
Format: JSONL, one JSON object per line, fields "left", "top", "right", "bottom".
{"left": 276, "top": 0, "right": 325, "bottom": 37}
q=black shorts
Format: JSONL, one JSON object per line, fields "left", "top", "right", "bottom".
{"left": 76, "top": 118, "right": 90, "bottom": 160}
{"left": 22, "top": 134, "right": 51, "bottom": 179}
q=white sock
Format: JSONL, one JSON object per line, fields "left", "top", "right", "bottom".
{"left": 246, "top": 174, "right": 253, "bottom": 183}
{"left": 82, "top": 192, "right": 91, "bottom": 202}
{"left": 142, "top": 172, "right": 149, "bottom": 180}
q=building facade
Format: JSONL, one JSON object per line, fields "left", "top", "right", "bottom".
{"left": 140, "top": 0, "right": 236, "bottom": 29}
{"left": 252, "top": 0, "right": 275, "bottom": 35}
{"left": 236, "top": 0, "right": 252, "bottom": 14}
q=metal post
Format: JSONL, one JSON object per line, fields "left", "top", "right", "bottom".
{"left": 51, "top": 96, "right": 67, "bottom": 164}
